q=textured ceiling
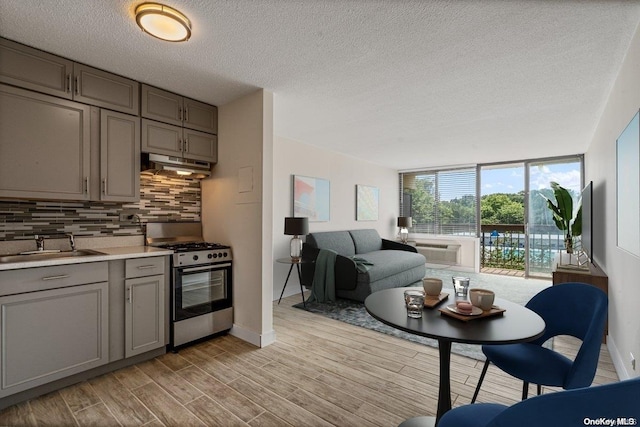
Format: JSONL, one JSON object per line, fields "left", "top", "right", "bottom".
{"left": 1, "top": 1, "right": 639, "bottom": 170}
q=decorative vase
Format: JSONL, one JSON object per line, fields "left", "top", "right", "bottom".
{"left": 565, "top": 236, "right": 574, "bottom": 254}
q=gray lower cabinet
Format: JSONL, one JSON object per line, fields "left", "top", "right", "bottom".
{"left": 124, "top": 257, "right": 166, "bottom": 358}
{"left": 0, "top": 37, "right": 139, "bottom": 115}
{"left": 0, "top": 84, "right": 91, "bottom": 201}
{"left": 141, "top": 118, "right": 217, "bottom": 163}
{"left": 0, "top": 263, "right": 109, "bottom": 398}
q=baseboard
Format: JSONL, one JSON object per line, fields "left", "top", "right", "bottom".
{"left": 607, "top": 334, "right": 631, "bottom": 380}
{"left": 230, "top": 324, "right": 277, "bottom": 348}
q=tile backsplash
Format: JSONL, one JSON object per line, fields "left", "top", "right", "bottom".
{"left": 0, "top": 173, "right": 201, "bottom": 241}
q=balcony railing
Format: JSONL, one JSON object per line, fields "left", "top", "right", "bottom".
{"left": 480, "top": 224, "right": 565, "bottom": 274}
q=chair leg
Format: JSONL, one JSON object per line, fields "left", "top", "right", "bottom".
{"left": 522, "top": 381, "right": 529, "bottom": 400}
{"left": 471, "top": 359, "right": 490, "bottom": 403}
{"left": 537, "top": 384, "right": 542, "bottom": 395}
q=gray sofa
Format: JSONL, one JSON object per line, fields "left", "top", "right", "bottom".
{"left": 301, "top": 229, "right": 426, "bottom": 302}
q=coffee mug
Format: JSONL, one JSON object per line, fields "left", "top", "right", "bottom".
{"left": 469, "top": 288, "right": 495, "bottom": 311}
{"left": 422, "top": 278, "right": 443, "bottom": 296}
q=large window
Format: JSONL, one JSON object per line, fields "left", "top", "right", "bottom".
{"left": 400, "top": 167, "right": 477, "bottom": 236}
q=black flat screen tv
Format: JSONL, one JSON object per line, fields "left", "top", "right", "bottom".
{"left": 581, "top": 181, "right": 593, "bottom": 263}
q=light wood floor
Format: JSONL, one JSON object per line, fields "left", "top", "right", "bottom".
{"left": 0, "top": 293, "right": 618, "bottom": 426}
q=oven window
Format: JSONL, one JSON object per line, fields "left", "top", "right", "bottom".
{"left": 181, "top": 269, "right": 227, "bottom": 309}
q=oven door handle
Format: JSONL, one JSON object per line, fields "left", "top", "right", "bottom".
{"left": 182, "top": 263, "right": 231, "bottom": 273}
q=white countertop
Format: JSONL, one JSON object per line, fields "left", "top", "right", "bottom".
{"left": 0, "top": 246, "right": 173, "bottom": 271}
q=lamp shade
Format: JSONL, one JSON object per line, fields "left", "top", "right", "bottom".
{"left": 284, "top": 217, "right": 308, "bottom": 236}
{"left": 397, "top": 216, "right": 412, "bottom": 228}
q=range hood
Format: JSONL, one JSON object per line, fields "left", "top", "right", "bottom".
{"left": 141, "top": 153, "right": 211, "bottom": 179}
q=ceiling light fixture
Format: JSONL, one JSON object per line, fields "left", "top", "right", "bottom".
{"left": 135, "top": 2, "right": 192, "bottom": 42}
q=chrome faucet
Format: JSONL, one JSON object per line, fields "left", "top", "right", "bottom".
{"left": 67, "top": 233, "right": 76, "bottom": 252}
{"left": 35, "top": 235, "right": 45, "bottom": 251}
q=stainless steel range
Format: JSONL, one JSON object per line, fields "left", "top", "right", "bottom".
{"left": 146, "top": 222, "right": 233, "bottom": 349}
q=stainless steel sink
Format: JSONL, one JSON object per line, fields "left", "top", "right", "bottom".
{"left": 0, "top": 249, "right": 104, "bottom": 264}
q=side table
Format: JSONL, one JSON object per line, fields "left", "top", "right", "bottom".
{"left": 276, "top": 258, "right": 309, "bottom": 308}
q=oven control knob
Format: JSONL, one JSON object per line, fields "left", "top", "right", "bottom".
{"left": 223, "top": 252, "right": 228, "bottom": 257}
{"left": 193, "top": 255, "right": 199, "bottom": 261}
{"left": 208, "top": 253, "right": 213, "bottom": 259}
{"left": 213, "top": 253, "right": 218, "bottom": 258}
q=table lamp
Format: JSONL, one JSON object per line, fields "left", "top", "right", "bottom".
{"left": 397, "top": 216, "right": 412, "bottom": 244}
{"left": 284, "top": 217, "right": 309, "bottom": 262}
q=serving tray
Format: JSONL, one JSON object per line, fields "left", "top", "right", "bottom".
{"left": 439, "top": 305, "right": 506, "bottom": 321}
{"left": 423, "top": 292, "right": 449, "bottom": 308}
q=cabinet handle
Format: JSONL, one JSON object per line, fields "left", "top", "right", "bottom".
{"left": 66, "top": 74, "right": 71, "bottom": 93}
{"left": 178, "top": 107, "right": 182, "bottom": 121}
{"left": 136, "top": 265, "right": 156, "bottom": 270}
{"left": 84, "top": 177, "right": 89, "bottom": 195}
{"left": 74, "top": 75, "right": 79, "bottom": 95}
{"left": 102, "top": 178, "right": 107, "bottom": 195}
{"left": 178, "top": 139, "right": 182, "bottom": 151}
{"left": 184, "top": 107, "right": 188, "bottom": 122}
{"left": 42, "top": 274, "right": 70, "bottom": 281}
{"left": 127, "top": 286, "right": 132, "bottom": 303}
{"left": 183, "top": 139, "right": 188, "bottom": 153}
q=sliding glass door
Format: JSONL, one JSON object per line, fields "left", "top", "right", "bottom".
{"left": 526, "top": 157, "right": 583, "bottom": 277}
{"left": 479, "top": 156, "right": 582, "bottom": 278}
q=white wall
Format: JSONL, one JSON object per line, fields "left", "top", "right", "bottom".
{"left": 273, "top": 135, "right": 400, "bottom": 301}
{"left": 586, "top": 21, "right": 640, "bottom": 379}
{"left": 201, "top": 89, "right": 275, "bottom": 347}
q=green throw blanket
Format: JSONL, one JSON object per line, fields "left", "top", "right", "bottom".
{"left": 352, "top": 257, "right": 374, "bottom": 273}
{"left": 307, "top": 249, "right": 337, "bottom": 303}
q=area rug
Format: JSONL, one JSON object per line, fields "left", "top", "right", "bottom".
{"left": 293, "top": 267, "right": 553, "bottom": 361}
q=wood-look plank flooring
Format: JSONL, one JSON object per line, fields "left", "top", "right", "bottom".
{"left": 0, "top": 293, "right": 618, "bottom": 426}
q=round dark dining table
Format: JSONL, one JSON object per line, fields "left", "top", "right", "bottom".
{"left": 364, "top": 287, "right": 545, "bottom": 426}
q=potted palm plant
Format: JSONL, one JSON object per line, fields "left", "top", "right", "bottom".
{"left": 541, "top": 182, "right": 582, "bottom": 254}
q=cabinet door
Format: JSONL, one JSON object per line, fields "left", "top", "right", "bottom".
{"left": 0, "top": 38, "right": 73, "bottom": 99}
{"left": 125, "top": 275, "right": 165, "bottom": 358}
{"left": 141, "top": 84, "right": 182, "bottom": 127}
{"left": 183, "top": 128, "right": 218, "bottom": 163}
{"left": 0, "top": 84, "right": 90, "bottom": 201}
{"left": 100, "top": 110, "right": 140, "bottom": 201}
{"left": 0, "top": 282, "right": 109, "bottom": 398}
{"left": 141, "top": 118, "right": 183, "bottom": 157}
{"left": 183, "top": 97, "right": 217, "bottom": 134}
{"left": 74, "top": 64, "right": 139, "bottom": 115}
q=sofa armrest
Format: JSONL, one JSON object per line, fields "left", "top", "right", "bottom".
{"left": 382, "top": 238, "right": 418, "bottom": 253}
{"left": 300, "top": 246, "right": 358, "bottom": 291}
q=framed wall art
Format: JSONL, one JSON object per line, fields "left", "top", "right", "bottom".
{"left": 356, "top": 184, "right": 379, "bottom": 221}
{"left": 616, "top": 110, "right": 640, "bottom": 258}
{"left": 293, "top": 175, "right": 330, "bottom": 222}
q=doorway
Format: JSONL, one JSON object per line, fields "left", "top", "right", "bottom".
{"left": 479, "top": 156, "right": 583, "bottom": 278}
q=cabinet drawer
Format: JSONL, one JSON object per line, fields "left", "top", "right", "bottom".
{"left": 125, "top": 256, "right": 165, "bottom": 279}
{"left": 0, "top": 262, "right": 108, "bottom": 297}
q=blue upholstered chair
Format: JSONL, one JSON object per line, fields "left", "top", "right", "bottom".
{"left": 472, "top": 282, "right": 608, "bottom": 402}
{"left": 440, "top": 377, "right": 640, "bottom": 427}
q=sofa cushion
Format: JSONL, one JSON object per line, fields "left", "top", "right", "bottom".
{"left": 307, "top": 231, "right": 356, "bottom": 257}
{"left": 355, "top": 250, "right": 426, "bottom": 283}
{"left": 349, "top": 229, "right": 382, "bottom": 254}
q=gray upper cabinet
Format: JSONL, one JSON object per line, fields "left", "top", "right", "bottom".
{"left": 0, "top": 38, "right": 139, "bottom": 115}
{"left": 0, "top": 84, "right": 91, "bottom": 201}
{"left": 141, "top": 118, "right": 217, "bottom": 163}
{"left": 73, "top": 64, "right": 139, "bottom": 115}
{"left": 0, "top": 37, "right": 73, "bottom": 99}
{"left": 99, "top": 110, "right": 140, "bottom": 201}
{"left": 141, "top": 84, "right": 217, "bottom": 134}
